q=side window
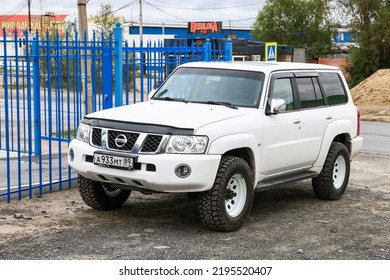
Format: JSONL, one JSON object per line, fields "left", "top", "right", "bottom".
{"left": 319, "top": 73, "right": 348, "bottom": 105}
{"left": 296, "top": 77, "right": 317, "bottom": 109}
{"left": 312, "top": 77, "right": 325, "bottom": 106}
{"left": 271, "top": 78, "right": 295, "bottom": 111}
{"left": 295, "top": 77, "right": 325, "bottom": 108}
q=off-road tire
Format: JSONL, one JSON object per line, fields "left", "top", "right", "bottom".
{"left": 199, "top": 156, "right": 254, "bottom": 232}
{"left": 78, "top": 175, "right": 131, "bottom": 210}
{"left": 312, "top": 142, "right": 350, "bottom": 200}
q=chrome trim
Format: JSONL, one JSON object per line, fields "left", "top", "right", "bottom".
{"left": 89, "top": 126, "right": 167, "bottom": 154}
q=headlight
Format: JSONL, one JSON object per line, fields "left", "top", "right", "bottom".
{"left": 76, "top": 122, "right": 90, "bottom": 143}
{"left": 165, "top": 135, "right": 208, "bottom": 154}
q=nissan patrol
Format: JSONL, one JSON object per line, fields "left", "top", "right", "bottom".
{"left": 68, "top": 61, "right": 363, "bottom": 232}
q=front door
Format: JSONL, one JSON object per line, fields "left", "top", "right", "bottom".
{"left": 260, "top": 74, "right": 304, "bottom": 176}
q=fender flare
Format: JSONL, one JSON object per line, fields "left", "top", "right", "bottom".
{"left": 208, "top": 133, "right": 260, "bottom": 186}
{"left": 313, "top": 119, "right": 353, "bottom": 169}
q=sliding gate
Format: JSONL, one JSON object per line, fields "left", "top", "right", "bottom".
{"left": 0, "top": 24, "right": 232, "bottom": 202}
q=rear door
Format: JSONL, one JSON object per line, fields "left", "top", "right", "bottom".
{"left": 293, "top": 73, "right": 331, "bottom": 165}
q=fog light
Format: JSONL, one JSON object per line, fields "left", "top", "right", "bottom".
{"left": 69, "top": 148, "right": 74, "bottom": 162}
{"left": 175, "top": 164, "right": 191, "bottom": 178}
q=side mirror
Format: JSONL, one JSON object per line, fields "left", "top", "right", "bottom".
{"left": 266, "top": 98, "right": 286, "bottom": 115}
{"left": 148, "top": 89, "right": 157, "bottom": 100}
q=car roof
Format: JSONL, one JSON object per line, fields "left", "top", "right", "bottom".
{"left": 178, "top": 61, "right": 340, "bottom": 74}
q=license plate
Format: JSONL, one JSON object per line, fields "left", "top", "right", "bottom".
{"left": 93, "top": 153, "right": 135, "bottom": 170}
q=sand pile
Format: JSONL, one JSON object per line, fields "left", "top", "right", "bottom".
{"left": 350, "top": 69, "right": 390, "bottom": 122}
{"left": 351, "top": 69, "right": 390, "bottom": 106}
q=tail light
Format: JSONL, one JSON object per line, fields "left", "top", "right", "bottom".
{"left": 356, "top": 107, "right": 361, "bottom": 136}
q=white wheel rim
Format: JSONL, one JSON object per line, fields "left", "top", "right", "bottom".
{"left": 225, "top": 174, "right": 247, "bottom": 218}
{"left": 333, "top": 155, "right": 346, "bottom": 189}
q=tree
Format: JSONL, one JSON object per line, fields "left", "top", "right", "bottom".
{"left": 93, "top": 3, "right": 133, "bottom": 96}
{"left": 338, "top": 0, "right": 390, "bottom": 86}
{"left": 94, "top": 3, "right": 120, "bottom": 41}
{"left": 252, "top": 0, "right": 333, "bottom": 60}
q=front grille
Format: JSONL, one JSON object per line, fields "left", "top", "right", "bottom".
{"left": 141, "top": 135, "right": 163, "bottom": 153}
{"left": 91, "top": 128, "right": 102, "bottom": 146}
{"left": 90, "top": 127, "right": 164, "bottom": 154}
{"left": 107, "top": 130, "right": 139, "bottom": 151}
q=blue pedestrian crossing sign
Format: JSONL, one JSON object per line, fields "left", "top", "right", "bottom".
{"left": 265, "top": 42, "right": 277, "bottom": 61}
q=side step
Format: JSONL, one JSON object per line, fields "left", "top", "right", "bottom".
{"left": 255, "top": 171, "right": 318, "bottom": 192}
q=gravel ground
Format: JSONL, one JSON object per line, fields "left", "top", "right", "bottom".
{"left": 0, "top": 152, "right": 389, "bottom": 260}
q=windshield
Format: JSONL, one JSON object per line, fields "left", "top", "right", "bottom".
{"left": 152, "top": 67, "right": 265, "bottom": 108}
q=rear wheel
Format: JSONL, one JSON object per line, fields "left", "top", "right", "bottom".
{"left": 312, "top": 142, "right": 350, "bottom": 200}
{"left": 78, "top": 175, "right": 131, "bottom": 210}
{"left": 199, "top": 156, "right": 254, "bottom": 232}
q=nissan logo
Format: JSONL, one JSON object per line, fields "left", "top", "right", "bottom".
{"left": 114, "top": 134, "right": 127, "bottom": 148}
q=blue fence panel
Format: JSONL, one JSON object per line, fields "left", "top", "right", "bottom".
{"left": 1, "top": 24, "right": 232, "bottom": 202}
{"left": 121, "top": 36, "right": 215, "bottom": 104}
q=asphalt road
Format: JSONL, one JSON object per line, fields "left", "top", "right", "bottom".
{"left": 360, "top": 121, "right": 390, "bottom": 154}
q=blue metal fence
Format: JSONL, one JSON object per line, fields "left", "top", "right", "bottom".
{"left": 0, "top": 23, "right": 232, "bottom": 202}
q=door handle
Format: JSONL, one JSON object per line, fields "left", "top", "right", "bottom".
{"left": 293, "top": 119, "right": 301, "bottom": 124}
{"left": 326, "top": 115, "right": 333, "bottom": 120}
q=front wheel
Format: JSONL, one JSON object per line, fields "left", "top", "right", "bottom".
{"left": 199, "top": 156, "right": 254, "bottom": 232}
{"left": 312, "top": 142, "right": 350, "bottom": 200}
{"left": 78, "top": 175, "right": 131, "bottom": 210}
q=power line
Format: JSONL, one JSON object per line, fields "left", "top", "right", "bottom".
{"left": 123, "top": 0, "right": 262, "bottom": 27}
{"left": 153, "top": 0, "right": 263, "bottom": 11}
{"left": 0, "top": 0, "right": 28, "bottom": 22}
{"left": 144, "top": 0, "right": 187, "bottom": 23}
{"left": 112, "top": 0, "right": 138, "bottom": 14}
{"left": 142, "top": 0, "right": 262, "bottom": 25}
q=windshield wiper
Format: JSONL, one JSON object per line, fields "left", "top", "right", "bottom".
{"left": 206, "top": 100, "right": 238, "bottom": 109}
{"left": 154, "top": 96, "right": 188, "bottom": 103}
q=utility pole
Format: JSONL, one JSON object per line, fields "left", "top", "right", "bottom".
{"left": 139, "top": 0, "right": 143, "bottom": 41}
{"left": 77, "top": 0, "right": 88, "bottom": 41}
{"left": 77, "top": 0, "right": 92, "bottom": 114}
{"left": 28, "top": 0, "right": 32, "bottom": 33}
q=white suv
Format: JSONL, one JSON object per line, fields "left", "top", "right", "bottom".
{"left": 68, "top": 61, "right": 363, "bottom": 232}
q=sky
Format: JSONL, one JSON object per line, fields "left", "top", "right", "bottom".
{"left": 0, "top": 0, "right": 266, "bottom": 27}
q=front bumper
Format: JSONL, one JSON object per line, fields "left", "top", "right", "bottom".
{"left": 68, "top": 139, "right": 221, "bottom": 193}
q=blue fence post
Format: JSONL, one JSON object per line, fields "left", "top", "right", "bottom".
{"left": 204, "top": 38, "right": 211, "bottom": 62}
{"left": 32, "top": 37, "right": 41, "bottom": 156}
{"left": 2, "top": 29, "right": 11, "bottom": 202}
{"left": 102, "top": 38, "right": 113, "bottom": 109}
{"left": 114, "top": 22, "right": 123, "bottom": 107}
{"left": 225, "top": 38, "right": 233, "bottom": 61}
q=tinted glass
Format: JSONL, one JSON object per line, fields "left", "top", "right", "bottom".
{"left": 296, "top": 77, "right": 317, "bottom": 108}
{"left": 319, "top": 73, "right": 348, "bottom": 105}
{"left": 312, "top": 77, "right": 325, "bottom": 106}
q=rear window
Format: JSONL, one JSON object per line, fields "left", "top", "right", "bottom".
{"left": 319, "top": 73, "right": 348, "bottom": 105}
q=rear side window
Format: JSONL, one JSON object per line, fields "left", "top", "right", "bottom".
{"left": 313, "top": 77, "right": 325, "bottom": 106}
{"left": 296, "top": 77, "right": 317, "bottom": 108}
{"left": 319, "top": 73, "right": 348, "bottom": 105}
{"left": 296, "top": 77, "right": 325, "bottom": 109}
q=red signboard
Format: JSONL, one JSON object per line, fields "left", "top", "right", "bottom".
{"left": 0, "top": 14, "right": 68, "bottom": 37}
{"left": 188, "top": 21, "right": 222, "bottom": 34}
